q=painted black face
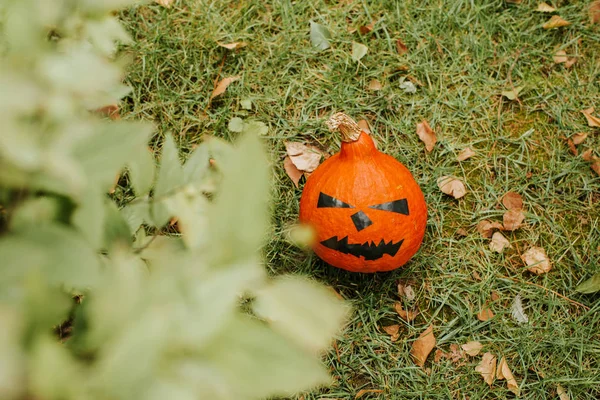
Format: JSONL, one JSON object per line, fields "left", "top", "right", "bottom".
{"left": 317, "top": 192, "right": 410, "bottom": 260}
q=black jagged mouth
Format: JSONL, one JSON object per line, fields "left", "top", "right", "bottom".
{"left": 320, "top": 236, "right": 404, "bottom": 261}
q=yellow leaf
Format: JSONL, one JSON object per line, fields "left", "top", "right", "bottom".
{"left": 581, "top": 107, "right": 600, "bottom": 127}
{"left": 410, "top": 325, "right": 436, "bottom": 367}
{"left": 497, "top": 357, "right": 520, "bottom": 396}
{"left": 210, "top": 76, "right": 240, "bottom": 101}
{"left": 542, "top": 15, "right": 570, "bottom": 29}
{"left": 557, "top": 384, "right": 569, "bottom": 400}
{"left": 536, "top": 2, "right": 556, "bottom": 12}
{"left": 416, "top": 120, "right": 437, "bottom": 152}
{"left": 475, "top": 352, "right": 497, "bottom": 386}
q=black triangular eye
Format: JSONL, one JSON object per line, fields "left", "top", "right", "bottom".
{"left": 369, "top": 199, "right": 409, "bottom": 215}
{"left": 317, "top": 192, "right": 353, "bottom": 208}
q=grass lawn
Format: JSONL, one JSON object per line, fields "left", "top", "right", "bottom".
{"left": 119, "top": 0, "right": 599, "bottom": 398}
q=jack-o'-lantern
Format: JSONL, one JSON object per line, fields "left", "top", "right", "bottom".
{"left": 299, "top": 113, "right": 427, "bottom": 273}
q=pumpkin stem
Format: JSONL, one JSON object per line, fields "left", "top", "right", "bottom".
{"left": 326, "top": 112, "right": 362, "bottom": 142}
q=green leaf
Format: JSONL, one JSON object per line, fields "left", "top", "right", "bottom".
{"left": 351, "top": 42, "right": 368, "bottom": 62}
{"left": 253, "top": 276, "right": 348, "bottom": 352}
{"left": 73, "top": 121, "right": 153, "bottom": 192}
{"left": 84, "top": 16, "right": 132, "bottom": 56}
{"left": 240, "top": 98, "right": 252, "bottom": 110}
{"left": 203, "top": 315, "right": 331, "bottom": 399}
{"left": 104, "top": 199, "right": 134, "bottom": 249}
{"left": 72, "top": 189, "right": 106, "bottom": 249}
{"left": 501, "top": 86, "right": 524, "bottom": 100}
{"left": 121, "top": 201, "right": 150, "bottom": 234}
{"left": 244, "top": 120, "right": 268, "bottom": 136}
{"left": 10, "top": 196, "right": 64, "bottom": 230}
{"left": 163, "top": 190, "right": 209, "bottom": 249}
{"left": 183, "top": 143, "right": 211, "bottom": 187}
{"left": 128, "top": 147, "right": 155, "bottom": 197}
{"left": 155, "top": 133, "right": 184, "bottom": 198}
{"left": 310, "top": 21, "right": 331, "bottom": 51}
{"left": 576, "top": 272, "right": 600, "bottom": 294}
{"left": 0, "top": 224, "right": 100, "bottom": 289}
{"left": 23, "top": 274, "right": 72, "bottom": 340}
{"left": 227, "top": 117, "right": 245, "bottom": 133}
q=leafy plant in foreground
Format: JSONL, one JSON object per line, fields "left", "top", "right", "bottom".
{"left": 0, "top": 1, "right": 347, "bottom": 399}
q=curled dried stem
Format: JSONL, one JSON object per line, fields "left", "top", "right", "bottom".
{"left": 326, "top": 112, "right": 362, "bottom": 142}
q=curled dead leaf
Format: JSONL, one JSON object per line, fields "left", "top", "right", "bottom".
{"left": 394, "top": 302, "right": 419, "bottom": 322}
{"left": 285, "top": 142, "right": 322, "bottom": 173}
{"left": 490, "top": 231, "right": 511, "bottom": 253}
{"left": 581, "top": 107, "right": 600, "bottom": 127}
{"left": 502, "top": 191, "right": 524, "bottom": 210}
{"left": 382, "top": 324, "right": 400, "bottom": 342}
{"left": 591, "top": 1, "right": 600, "bottom": 24}
{"left": 565, "top": 57, "right": 577, "bottom": 68}
{"left": 497, "top": 357, "right": 520, "bottom": 396}
{"left": 536, "top": 2, "right": 556, "bottom": 12}
{"left": 581, "top": 148, "right": 593, "bottom": 161}
{"left": 543, "top": 15, "right": 570, "bottom": 29}
{"left": 521, "top": 246, "right": 552, "bottom": 274}
{"left": 367, "top": 79, "right": 382, "bottom": 91}
{"left": 210, "top": 76, "right": 240, "bottom": 101}
{"left": 567, "top": 138, "right": 578, "bottom": 156}
{"left": 283, "top": 156, "right": 303, "bottom": 188}
{"left": 571, "top": 132, "right": 588, "bottom": 145}
{"left": 461, "top": 341, "right": 483, "bottom": 356}
{"left": 397, "top": 282, "right": 416, "bottom": 301}
{"left": 477, "top": 220, "right": 504, "bottom": 238}
{"left": 457, "top": 147, "right": 476, "bottom": 161}
{"left": 217, "top": 41, "right": 248, "bottom": 50}
{"left": 359, "top": 22, "right": 374, "bottom": 35}
{"left": 437, "top": 176, "right": 467, "bottom": 199}
{"left": 475, "top": 352, "right": 497, "bottom": 386}
{"left": 411, "top": 325, "right": 436, "bottom": 367}
{"left": 553, "top": 49, "right": 568, "bottom": 64}
{"left": 416, "top": 120, "right": 437, "bottom": 152}
{"left": 396, "top": 38, "right": 408, "bottom": 54}
{"left": 477, "top": 305, "right": 494, "bottom": 322}
{"left": 503, "top": 209, "right": 525, "bottom": 231}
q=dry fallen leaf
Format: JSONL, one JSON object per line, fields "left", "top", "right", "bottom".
{"left": 591, "top": 1, "right": 600, "bottom": 24}
{"left": 503, "top": 209, "right": 525, "bottom": 231}
{"left": 155, "top": 0, "right": 174, "bottom": 7}
{"left": 210, "top": 76, "right": 240, "bottom": 101}
{"left": 448, "top": 344, "right": 466, "bottom": 363}
{"left": 502, "top": 191, "right": 524, "bottom": 210}
{"left": 411, "top": 325, "right": 436, "bottom": 367}
{"left": 95, "top": 104, "right": 120, "bottom": 120}
{"left": 491, "top": 290, "right": 500, "bottom": 302}
{"left": 355, "top": 389, "right": 383, "bottom": 399}
{"left": 457, "top": 228, "right": 468, "bottom": 237}
{"left": 591, "top": 157, "right": 600, "bottom": 176}
{"left": 398, "top": 282, "right": 416, "bottom": 301}
{"left": 475, "top": 352, "right": 497, "bottom": 386}
{"left": 490, "top": 232, "right": 511, "bottom": 253}
{"left": 511, "top": 294, "right": 529, "bottom": 324}
{"left": 571, "top": 132, "right": 588, "bottom": 145}
{"left": 477, "top": 220, "right": 504, "bottom": 238}
{"left": 581, "top": 148, "right": 593, "bottom": 161}
{"left": 521, "top": 246, "right": 552, "bottom": 274}
{"left": 396, "top": 38, "right": 408, "bottom": 54}
{"left": 553, "top": 49, "right": 568, "bottom": 64}
{"left": 567, "top": 138, "right": 578, "bottom": 156}
{"left": 537, "top": 2, "right": 556, "bottom": 12}
{"left": 457, "top": 147, "right": 476, "bottom": 161}
{"left": 557, "top": 384, "right": 569, "bottom": 400}
{"left": 477, "top": 305, "right": 494, "bottom": 322}
{"left": 394, "top": 302, "right": 419, "bottom": 322}
{"left": 382, "top": 324, "right": 400, "bottom": 342}
{"left": 461, "top": 341, "right": 483, "bottom": 356}
{"left": 217, "top": 41, "right": 248, "bottom": 50}
{"left": 437, "top": 176, "right": 467, "bottom": 199}
{"left": 283, "top": 156, "right": 303, "bottom": 188}
{"left": 581, "top": 107, "right": 600, "bottom": 127}
{"left": 565, "top": 57, "right": 577, "bottom": 68}
{"left": 285, "top": 142, "right": 322, "bottom": 173}
{"left": 368, "top": 79, "right": 382, "bottom": 91}
{"left": 543, "top": 15, "right": 571, "bottom": 29}
{"left": 497, "top": 357, "right": 520, "bottom": 396}
{"left": 416, "top": 120, "right": 437, "bottom": 152}
{"left": 358, "top": 119, "right": 371, "bottom": 134}
{"left": 359, "top": 22, "right": 374, "bottom": 35}
{"left": 434, "top": 349, "right": 447, "bottom": 363}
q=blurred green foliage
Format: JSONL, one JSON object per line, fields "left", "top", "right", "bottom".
{"left": 0, "top": 1, "right": 348, "bottom": 399}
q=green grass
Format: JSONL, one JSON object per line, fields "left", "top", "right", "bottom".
{"left": 119, "top": 0, "right": 599, "bottom": 398}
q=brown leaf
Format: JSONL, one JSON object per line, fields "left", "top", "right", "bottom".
{"left": 367, "top": 79, "right": 382, "bottom": 91}
{"left": 475, "top": 352, "right": 497, "bottom": 386}
{"left": 416, "top": 120, "right": 437, "bottom": 152}
{"left": 581, "top": 107, "right": 600, "bottom": 127}
{"left": 591, "top": 0, "right": 600, "bottom": 24}
{"left": 565, "top": 57, "right": 577, "bottom": 68}
{"left": 497, "top": 357, "right": 520, "bottom": 396}
{"left": 155, "top": 0, "right": 174, "bottom": 7}
{"left": 543, "top": 15, "right": 571, "bottom": 29}
{"left": 536, "top": 2, "right": 556, "bottom": 12}
{"left": 358, "top": 119, "right": 371, "bottom": 134}
{"left": 285, "top": 142, "right": 322, "bottom": 173}
{"left": 502, "top": 191, "right": 524, "bottom": 210}
{"left": 397, "top": 283, "right": 416, "bottom": 301}
{"left": 477, "top": 220, "right": 504, "bottom": 238}
{"left": 411, "top": 325, "right": 436, "bottom": 367}
{"left": 490, "top": 290, "right": 500, "bottom": 302}
{"left": 359, "top": 22, "right": 374, "bottom": 35}
{"left": 521, "top": 246, "right": 552, "bottom": 274}
{"left": 477, "top": 305, "right": 494, "bottom": 322}
{"left": 210, "top": 76, "right": 240, "bottom": 101}
{"left": 503, "top": 209, "right": 525, "bottom": 231}
{"left": 461, "top": 341, "right": 483, "bottom": 356}
{"left": 283, "top": 156, "right": 303, "bottom": 188}
{"left": 382, "top": 325, "right": 400, "bottom": 342}
{"left": 456, "top": 228, "right": 468, "bottom": 237}
{"left": 567, "top": 138, "right": 578, "bottom": 155}
{"left": 95, "top": 104, "right": 120, "bottom": 120}
{"left": 355, "top": 389, "right": 383, "bottom": 399}
{"left": 396, "top": 38, "right": 408, "bottom": 54}
{"left": 217, "top": 41, "right": 248, "bottom": 50}
{"left": 571, "top": 132, "right": 588, "bottom": 145}
{"left": 394, "top": 302, "right": 418, "bottom": 322}
{"left": 553, "top": 49, "right": 568, "bottom": 64}
{"left": 557, "top": 384, "right": 569, "bottom": 400}
{"left": 490, "top": 232, "right": 511, "bottom": 253}
{"left": 437, "top": 176, "right": 467, "bottom": 199}
{"left": 457, "top": 147, "right": 476, "bottom": 161}
{"left": 581, "top": 148, "right": 593, "bottom": 161}
{"left": 591, "top": 156, "right": 600, "bottom": 176}
{"left": 434, "top": 349, "right": 447, "bottom": 363}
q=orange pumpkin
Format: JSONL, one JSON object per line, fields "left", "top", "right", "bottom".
{"left": 299, "top": 113, "right": 427, "bottom": 273}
